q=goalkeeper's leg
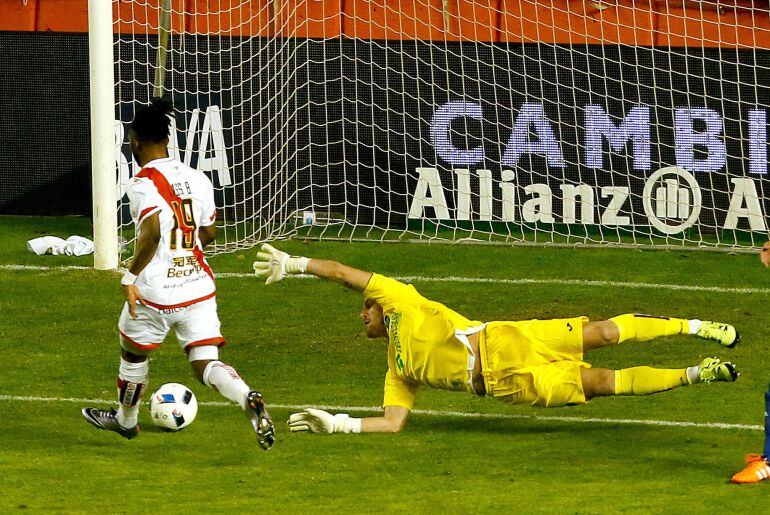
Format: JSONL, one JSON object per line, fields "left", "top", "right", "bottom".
{"left": 581, "top": 359, "right": 739, "bottom": 400}
{"left": 583, "top": 316, "right": 686, "bottom": 350}
{"left": 583, "top": 315, "right": 738, "bottom": 351}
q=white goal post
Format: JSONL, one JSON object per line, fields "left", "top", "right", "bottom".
{"left": 90, "top": 0, "right": 770, "bottom": 268}
{"left": 89, "top": 0, "right": 118, "bottom": 270}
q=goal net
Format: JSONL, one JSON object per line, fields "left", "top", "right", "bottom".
{"left": 109, "top": 0, "right": 770, "bottom": 254}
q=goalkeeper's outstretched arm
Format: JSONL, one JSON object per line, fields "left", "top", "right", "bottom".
{"left": 254, "top": 243, "right": 372, "bottom": 290}
{"left": 288, "top": 405, "right": 410, "bottom": 434}
{"left": 305, "top": 258, "right": 372, "bottom": 292}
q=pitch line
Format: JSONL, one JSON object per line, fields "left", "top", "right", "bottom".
{"left": 1, "top": 264, "right": 92, "bottom": 271}
{"left": 0, "top": 394, "right": 760, "bottom": 432}
{"left": 3, "top": 264, "right": 768, "bottom": 295}
{"left": 394, "top": 275, "right": 770, "bottom": 295}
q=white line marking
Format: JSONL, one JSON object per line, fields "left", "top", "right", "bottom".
{"left": 3, "top": 264, "right": 768, "bottom": 294}
{"left": 395, "top": 276, "right": 770, "bottom": 295}
{"left": 0, "top": 394, "right": 760, "bottom": 431}
{"left": 2, "top": 264, "right": 92, "bottom": 271}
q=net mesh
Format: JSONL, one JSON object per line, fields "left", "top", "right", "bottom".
{"left": 113, "top": 0, "right": 770, "bottom": 253}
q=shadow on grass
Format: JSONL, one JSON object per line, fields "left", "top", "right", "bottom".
{"left": 408, "top": 412, "right": 696, "bottom": 447}
{"left": 409, "top": 415, "right": 584, "bottom": 435}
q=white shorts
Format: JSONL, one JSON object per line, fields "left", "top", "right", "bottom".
{"left": 118, "top": 297, "right": 225, "bottom": 357}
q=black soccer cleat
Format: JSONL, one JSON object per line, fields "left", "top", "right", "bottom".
{"left": 246, "top": 391, "right": 275, "bottom": 450}
{"left": 81, "top": 407, "right": 140, "bottom": 440}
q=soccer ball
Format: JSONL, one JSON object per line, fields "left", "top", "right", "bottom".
{"left": 149, "top": 383, "right": 198, "bottom": 431}
{"left": 302, "top": 210, "right": 316, "bottom": 225}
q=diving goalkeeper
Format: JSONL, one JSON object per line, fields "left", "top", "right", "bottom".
{"left": 254, "top": 244, "right": 740, "bottom": 435}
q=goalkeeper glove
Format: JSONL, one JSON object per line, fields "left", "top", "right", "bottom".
{"left": 253, "top": 243, "right": 309, "bottom": 284}
{"left": 288, "top": 408, "right": 362, "bottom": 434}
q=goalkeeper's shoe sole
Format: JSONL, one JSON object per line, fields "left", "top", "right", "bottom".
{"left": 731, "top": 454, "right": 770, "bottom": 484}
{"left": 246, "top": 391, "right": 275, "bottom": 450}
{"left": 696, "top": 321, "right": 740, "bottom": 348}
{"left": 697, "top": 357, "right": 739, "bottom": 383}
{"left": 81, "top": 407, "right": 140, "bottom": 440}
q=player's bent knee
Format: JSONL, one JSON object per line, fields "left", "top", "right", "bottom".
{"left": 600, "top": 322, "right": 619, "bottom": 344}
{"left": 583, "top": 321, "right": 619, "bottom": 350}
{"left": 580, "top": 367, "right": 615, "bottom": 399}
{"left": 188, "top": 345, "right": 221, "bottom": 383}
{"left": 121, "top": 348, "right": 149, "bottom": 363}
{"left": 190, "top": 360, "right": 213, "bottom": 384}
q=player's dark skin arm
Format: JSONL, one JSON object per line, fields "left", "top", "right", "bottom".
{"left": 127, "top": 213, "right": 161, "bottom": 275}
{"left": 199, "top": 224, "right": 217, "bottom": 248}
{"left": 123, "top": 213, "right": 161, "bottom": 320}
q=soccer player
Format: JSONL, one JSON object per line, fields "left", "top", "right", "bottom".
{"left": 253, "top": 244, "right": 740, "bottom": 435}
{"left": 729, "top": 244, "right": 770, "bottom": 483}
{"left": 730, "top": 385, "right": 770, "bottom": 484}
{"left": 82, "top": 99, "right": 274, "bottom": 449}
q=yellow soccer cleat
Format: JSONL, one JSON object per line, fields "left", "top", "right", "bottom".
{"left": 696, "top": 357, "right": 739, "bottom": 383}
{"left": 696, "top": 321, "right": 740, "bottom": 348}
{"left": 731, "top": 454, "right": 770, "bottom": 484}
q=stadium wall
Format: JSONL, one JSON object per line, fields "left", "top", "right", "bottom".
{"left": 2, "top": 0, "right": 769, "bottom": 48}
{"left": 1, "top": 0, "right": 769, "bottom": 218}
{"left": 0, "top": 31, "right": 92, "bottom": 215}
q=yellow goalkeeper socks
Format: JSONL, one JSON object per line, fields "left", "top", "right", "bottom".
{"left": 614, "top": 367, "right": 690, "bottom": 396}
{"left": 610, "top": 313, "right": 689, "bottom": 343}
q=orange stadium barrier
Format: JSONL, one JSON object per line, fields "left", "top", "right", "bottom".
{"left": 498, "top": 0, "right": 656, "bottom": 45}
{"left": 184, "top": 0, "right": 272, "bottom": 36}
{"left": 0, "top": 0, "right": 768, "bottom": 48}
{"left": 278, "top": 0, "right": 341, "bottom": 38}
{"left": 340, "top": 0, "right": 499, "bottom": 41}
{"left": 657, "top": 4, "right": 770, "bottom": 47}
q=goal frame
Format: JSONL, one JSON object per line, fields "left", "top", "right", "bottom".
{"left": 89, "top": 0, "right": 118, "bottom": 270}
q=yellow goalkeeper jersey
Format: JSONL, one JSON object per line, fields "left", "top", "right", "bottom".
{"left": 364, "top": 274, "right": 483, "bottom": 409}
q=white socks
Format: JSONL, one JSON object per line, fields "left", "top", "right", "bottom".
{"left": 116, "top": 359, "right": 250, "bottom": 427}
{"left": 687, "top": 319, "right": 702, "bottom": 335}
{"left": 116, "top": 358, "right": 148, "bottom": 428}
{"left": 686, "top": 365, "right": 700, "bottom": 384}
{"left": 202, "top": 361, "right": 251, "bottom": 410}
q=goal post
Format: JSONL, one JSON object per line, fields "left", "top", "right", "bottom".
{"left": 92, "top": 0, "right": 770, "bottom": 263}
{"left": 88, "top": 0, "right": 118, "bottom": 270}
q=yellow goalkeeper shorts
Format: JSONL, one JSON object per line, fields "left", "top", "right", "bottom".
{"left": 479, "top": 317, "right": 590, "bottom": 407}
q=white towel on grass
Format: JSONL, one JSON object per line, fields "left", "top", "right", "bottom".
{"left": 27, "top": 235, "right": 94, "bottom": 256}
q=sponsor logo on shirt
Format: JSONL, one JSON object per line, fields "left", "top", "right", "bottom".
{"left": 167, "top": 256, "right": 204, "bottom": 278}
{"left": 160, "top": 306, "right": 187, "bottom": 315}
{"left": 388, "top": 312, "right": 405, "bottom": 371}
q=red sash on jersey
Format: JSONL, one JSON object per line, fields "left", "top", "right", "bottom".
{"left": 136, "top": 167, "right": 215, "bottom": 281}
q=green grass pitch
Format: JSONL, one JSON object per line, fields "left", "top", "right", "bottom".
{"left": 2, "top": 215, "right": 770, "bottom": 511}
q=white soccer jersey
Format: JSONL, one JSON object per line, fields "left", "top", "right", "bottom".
{"left": 127, "top": 157, "right": 218, "bottom": 308}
